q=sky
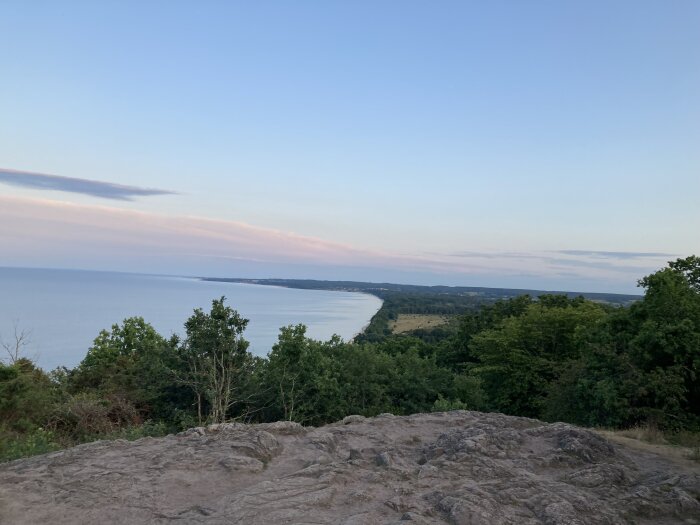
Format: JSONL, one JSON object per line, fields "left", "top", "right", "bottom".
{"left": 1, "top": 1, "right": 698, "bottom": 294}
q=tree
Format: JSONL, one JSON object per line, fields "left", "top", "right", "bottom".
{"left": 180, "top": 297, "right": 253, "bottom": 424}
{"left": 333, "top": 343, "right": 395, "bottom": 416}
{"left": 547, "top": 256, "right": 700, "bottom": 430}
{"left": 71, "top": 317, "right": 167, "bottom": 393}
{"left": 469, "top": 298, "right": 607, "bottom": 418}
{"left": 627, "top": 255, "right": 700, "bottom": 427}
{"left": 264, "top": 324, "right": 307, "bottom": 421}
{"left": 66, "top": 317, "right": 195, "bottom": 430}
{"left": 447, "top": 295, "right": 534, "bottom": 370}
{"left": 0, "top": 358, "right": 57, "bottom": 434}
{"left": 388, "top": 347, "right": 454, "bottom": 415}
{"left": 641, "top": 255, "right": 700, "bottom": 294}
{"left": 0, "top": 322, "right": 32, "bottom": 365}
{"left": 260, "top": 325, "right": 344, "bottom": 425}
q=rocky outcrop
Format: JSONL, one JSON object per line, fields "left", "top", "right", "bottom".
{"left": 1, "top": 411, "right": 698, "bottom": 524}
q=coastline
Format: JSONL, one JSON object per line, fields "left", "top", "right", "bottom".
{"left": 201, "top": 277, "right": 384, "bottom": 342}
{"left": 0, "top": 268, "right": 383, "bottom": 370}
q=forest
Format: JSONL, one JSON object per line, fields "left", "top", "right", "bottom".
{"left": 1, "top": 256, "right": 699, "bottom": 462}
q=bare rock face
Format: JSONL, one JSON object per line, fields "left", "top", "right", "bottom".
{"left": 1, "top": 411, "right": 698, "bottom": 524}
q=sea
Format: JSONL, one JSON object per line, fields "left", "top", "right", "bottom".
{"left": 0, "top": 267, "right": 383, "bottom": 371}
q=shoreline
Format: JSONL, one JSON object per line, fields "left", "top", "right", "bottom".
{"left": 203, "top": 277, "right": 384, "bottom": 342}
{"left": 1, "top": 269, "right": 383, "bottom": 371}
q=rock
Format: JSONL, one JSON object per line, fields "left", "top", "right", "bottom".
{"left": 563, "top": 464, "right": 630, "bottom": 488}
{"left": 341, "top": 415, "right": 366, "bottom": 424}
{"left": 375, "top": 451, "right": 392, "bottom": 467}
{"left": 257, "top": 420, "right": 307, "bottom": 435}
{"left": 1, "top": 411, "right": 698, "bottom": 524}
{"left": 207, "top": 422, "right": 248, "bottom": 433}
{"left": 178, "top": 426, "right": 206, "bottom": 437}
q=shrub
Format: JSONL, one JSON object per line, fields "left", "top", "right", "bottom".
{"left": 431, "top": 395, "right": 469, "bottom": 412}
{"left": 48, "top": 393, "right": 141, "bottom": 441}
{"left": 0, "top": 427, "right": 61, "bottom": 463}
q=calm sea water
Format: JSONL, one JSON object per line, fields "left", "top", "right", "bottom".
{"left": 0, "top": 268, "right": 382, "bottom": 371}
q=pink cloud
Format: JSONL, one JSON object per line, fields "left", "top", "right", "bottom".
{"left": 0, "top": 195, "right": 381, "bottom": 265}
{"left": 0, "top": 195, "right": 663, "bottom": 287}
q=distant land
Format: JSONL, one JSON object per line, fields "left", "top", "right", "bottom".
{"left": 201, "top": 277, "right": 641, "bottom": 306}
{"left": 203, "top": 277, "right": 642, "bottom": 344}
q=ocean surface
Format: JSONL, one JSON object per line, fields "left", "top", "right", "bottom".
{"left": 0, "top": 268, "right": 382, "bottom": 371}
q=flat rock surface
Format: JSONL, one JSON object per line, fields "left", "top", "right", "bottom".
{"left": 1, "top": 411, "right": 699, "bottom": 524}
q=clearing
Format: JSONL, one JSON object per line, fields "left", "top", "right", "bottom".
{"left": 389, "top": 313, "right": 450, "bottom": 333}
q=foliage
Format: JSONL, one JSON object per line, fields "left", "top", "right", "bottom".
{"left": 626, "top": 256, "right": 700, "bottom": 428}
{"left": 0, "top": 359, "right": 57, "bottom": 433}
{"left": 68, "top": 317, "right": 186, "bottom": 422}
{"left": 0, "top": 427, "right": 61, "bottom": 463}
{"left": 2, "top": 256, "right": 699, "bottom": 463}
{"left": 47, "top": 392, "right": 142, "bottom": 441}
{"left": 542, "top": 256, "right": 700, "bottom": 430}
{"left": 431, "top": 395, "right": 470, "bottom": 412}
{"left": 259, "top": 325, "right": 343, "bottom": 425}
{"left": 468, "top": 299, "right": 608, "bottom": 417}
{"left": 179, "top": 297, "right": 255, "bottom": 424}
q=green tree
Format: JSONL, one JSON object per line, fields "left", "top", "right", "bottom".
{"left": 469, "top": 298, "right": 607, "bottom": 418}
{"left": 260, "top": 325, "right": 344, "bottom": 425}
{"left": 0, "top": 359, "right": 56, "bottom": 433}
{"left": 179, "top": 297, "right": 254, "bottom": 424}
{"left": 71, "top": 317, "right": 166, "bottom": 391}
{"left": 627, "top": 256, "right": 700, "bottom": 427}
{"left": 264, "top": 324, "right": 308, "bottom": 421}
{"left": 68, "top": 317, "right": 184, "bottom": 421}
{"left": 545, "top": 256, "right": 700, "bottom": 430}
{"left": 446, "top": 295, "right": 534, "bottom": 370}
{"left": 388, "top": 347, "right": 454, "bottom": 414}
{"left": 333, "top": 343, "right": 395, "bottom": 416}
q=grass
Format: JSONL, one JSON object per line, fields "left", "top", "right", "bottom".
{"left": 388, "top": 314, "right": 450, "bottom": 334}
{"left": 601, "top": 424, "right": 700, "bottom": 462}
{"left": 615, "top": 424, "right": 668, "bottom": 444}
{"left": 0, "top": 420, "right": 173, "bottom": 463}
{"left": 0, "top": 428, "right": 62, "bottom": 463}
{"left": 666, "top": 430, "right": 700, "bottom": 461}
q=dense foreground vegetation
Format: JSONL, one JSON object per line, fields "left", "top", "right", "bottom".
{"left": 2, "top": 257, "right": 699, "bottom": 462}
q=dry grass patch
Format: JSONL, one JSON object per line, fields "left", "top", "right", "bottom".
{"left": 389, "top": 314, "right": 450, "bottom": 334}
{"left": 615, "top": 425, "right": 668, "bottom": 444}
{"left": 595, "top": 424, "right": 700, "bottom": 466}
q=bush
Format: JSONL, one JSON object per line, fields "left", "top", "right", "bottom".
{"left": 47, "top": 393, "right": 142, "bottom": 441}
{"left": 0, "top": 427, "right": 61, "bottom": 463}
{"left": 431, "top": 395, "right": 469, "bottom": 412}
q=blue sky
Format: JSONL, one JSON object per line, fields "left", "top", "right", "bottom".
{"left": 1, "top": 1, "right": 698, "bottom": 294}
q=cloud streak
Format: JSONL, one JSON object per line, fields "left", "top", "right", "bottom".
{"left": 0, "top": 168, "right": 177, "bottom": 201}
{"left": 417, "top": 248, "right": 675, "bottom": 288}
{"left": 0, "top": 195, "right": 668, "bottom": 293}
{"left": 0, "top": 195, "right": 391, "bottom": 269}
{"left": 554, "top": 250, "right": 676, "bottom": 260}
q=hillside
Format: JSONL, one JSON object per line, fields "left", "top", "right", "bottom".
{"left": 1, "top": 411, "right": 698, "bottom": 524}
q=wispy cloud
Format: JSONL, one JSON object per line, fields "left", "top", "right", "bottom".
{"left": 446, "top": 250, "right": 675, "bottom": 262}
{"left": 418, "top": 248, "right": 674, "bottom": 287}
{"left": 0, "top": 168, "right": 177, "bottom": 201}
{"left": 554, "top": 250, "right": 675, "bottom": 260}
{"left": 0, "top": 195, "right": 669, "bottom": 293}
{"left": 0, "top": 195, "right": 388, "bottom": 269}
{"left": 0, "top": 196, "right": 538, "bottom": 279}
{"left": 445, "top": 251, "right": 543, "bottom": 260}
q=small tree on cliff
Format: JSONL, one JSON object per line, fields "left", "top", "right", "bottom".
{"left": 181, "top": 297, "right": 253, "bottom": 424}
{"left": 1, "top": 321, "right": 32, "bottom": 365}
